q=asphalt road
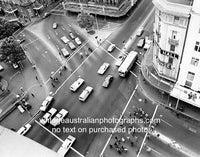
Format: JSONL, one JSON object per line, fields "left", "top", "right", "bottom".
{"left": 2, "top": 0, "right": 200, "bottom": 157}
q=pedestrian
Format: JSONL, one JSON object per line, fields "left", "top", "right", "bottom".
{"left": 35, "top": 76, "right": 38, "bottom": 80}
{"left": 135, "top": 136, "right": 138, "bottom": 142}
{"left": 130, "top": 141, "right": 134, "bottom": 147}
{"left": 109, "top": 144, "right": 113, "bottom": 149}
{"left": 147, "top": 134, "right": 150, "bottom": 140}
{"left": 55, "top": 77, "right": 58, "bottom": 82}
{"left": 51, "top": 83, "right": 55, "bottom": 88}
{"left": 63, "top": 66, "right": 67, "bottom": 70}
{"left": 31, "top": 93, "right": 35, "bottom": 97}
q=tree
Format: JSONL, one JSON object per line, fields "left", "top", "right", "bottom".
{"left": 77, "top": 12, "right": 95, "bottom": 30}
{"left": 0, "top": 18, "right": 21, "bottom": 40}
{"left": 0, "top": 36, "right": 26, "bottom": 64}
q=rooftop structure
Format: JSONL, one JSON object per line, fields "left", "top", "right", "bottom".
{"left": 62, "top": 0, "right": 138, "bottom": 17}
{"left": 0, "top": 125, "right": 61, "bottom": 157}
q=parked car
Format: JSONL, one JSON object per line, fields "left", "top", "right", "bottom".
{"left": 115, "top": 55, "right": 126, "bottom": 67}
{"left": 79, "top": 86, "right": 93, "bottom": 102}
{"left": 53, "top": 23, "right": 57, "bottom": 29}
{"left": 40, "top": 108, "right": 57, "bottom": 125}
{"left": 102, "top": 75, "right": 114, "bottom": 88}
{"left": 136, "top": 27, "right": 144, "bottom": 37}
{"left": 70, "top": 78, "right": 84, "bottom": 92}
{"left": 97, "top": 63, "right": 110, "bottom": 75}
{"left": 68, "top": 42, "right": 76, "bottom": 50}
{"left": 137, "top": 38, "right": 145, "bottom": 48}
{"left": 50, "top": 109, "right": 68, "bottom": 126}
{"left": 17, "top": 123, "right": 31, "bottom": 135}
{"left": 107, "top": 44, "right": 115, "bottom": 53}
{"left": 0, "top": 65, "right": 4, "bottom": 71}
{"left": 61, "top": 36, "right": 69, "bottom": 44}
{"left": 40, "top": 96, "right": 54, "bottom": 111}
{"left": 75, "top": 37, "right": 82, "bottom": 45}
{"left": 69, "top": 32, "right": 75, "bottom": 39}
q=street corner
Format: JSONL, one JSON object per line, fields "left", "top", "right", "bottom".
{"left": 26, "top": 84, "right": 47, "bottom": 111}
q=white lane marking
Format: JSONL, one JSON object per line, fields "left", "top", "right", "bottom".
{"left": 24, "top": 38, "right": 38, "bottom": 47}
{"left": 100, "top": 46, "right": 118, "bottom": 61}
{"left": 150, "top": 146, "right": 162, "bottom": 155}
{"left": 71, "top": 147, "right": 85, "bottom": 157}
{"left": 106, "top": 40, "right": 127, "bottom": 56}
{"left": 44, "top": 40, "right": 89, "bottom": 84}
{"left": 35, "top": 120, "right": 64, "bottom": 142}
{"left": 61, "top": 26, "right": 65, "bottom": 30}
{"left": 136, "top": 62, "right": 141, "bottom": 68}
{"left": 65, "top": 40, "right": 89, "bottom": 63}
{"left": 161, "top": 119, "right": 173, "bottom": 127}
{"left": 9, "top": 71, "right": 21, "bottom": 81}
{"left": 130, "top": 71, "right": 138, "bottom": 78}
{"left": 54, "top": 46, "right": 98, "bottom": 95}
{"left": 137, "top": 104, "right": 159, "bottom": 157}
{"left": 100, "top": 85, "right": 138, "bottom": 156}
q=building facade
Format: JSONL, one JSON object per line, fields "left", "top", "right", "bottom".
{"left": 0, "top": 0, "right": 49, "bottom": 20}
{"left": 63, "top": 0, "right": 137, "bottom": 17}
{"left": 152, "top": 0, "right": 192, "bottom": 82}
{"left": 171, "top": 0, "right": 200, "bottom": 107}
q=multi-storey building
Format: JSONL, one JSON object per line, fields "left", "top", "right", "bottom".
{"left": 63, "top": 0, "right": 137, "bottom": 17}
{"left": 0, "top": 0, "right": 46, "bottom": 19}
{"left": 170, "top": 0, "right": 200, "bottom": 107}
{"left": 152, "top": 0, "right": 192, "bottom": 82}
{"left": 153, "top": 0, "right": 200, "bottom": 108}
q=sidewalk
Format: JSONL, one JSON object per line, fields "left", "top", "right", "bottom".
{"left": 139, "top": 43, "right": 200, "bottom": 124}
{"left": 141, "top": 45, "right": 173, "bottom": 94}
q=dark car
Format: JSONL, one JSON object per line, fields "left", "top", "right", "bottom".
{"left": 102, "top": 75, "right": 114, "bottom": 88}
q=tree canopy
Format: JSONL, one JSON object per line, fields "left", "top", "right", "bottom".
{"left": 77, "top": 12, "right": 95, "bottom": 30}
{"left": 0, "top": 36, "right": 26, "bottom": 64}
{"left": 0, "top": 18, "right": 21, "bottom": 40}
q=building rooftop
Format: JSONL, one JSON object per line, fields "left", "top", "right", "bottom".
{"left": 167, "top": 0, "right": 193, "bottom": 6}
{"left": 0, "top": 126, "right": 61, "bottom": 157}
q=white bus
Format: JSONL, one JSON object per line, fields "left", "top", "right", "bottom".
{"left": 118, "top": 51, "right": 138, "bottom": 77}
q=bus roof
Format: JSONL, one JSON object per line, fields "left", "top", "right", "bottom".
{"left": 118, "top": 51, "right": 138, "bottom": 72}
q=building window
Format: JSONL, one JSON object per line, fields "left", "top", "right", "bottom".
{"left": 191, "top": 57, "right": 199, "bottom": 66}
{"left": 194, "top": 41, "right": 200, "bottom": 52}
{"left": 185, "top": 72, "right": 195, "bottom": 88}
{"left": 187, "top": 72, "right": 195, "bottom": 81}
{"left": 174, "top": 16, "right": 179, "bottom": 25}
{"left": 172, "top": 31, "right": 177, "bottom": 39}
{"left": 170, "top": 44, "right": 175, "bottom": 52}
